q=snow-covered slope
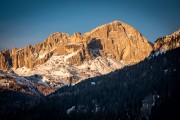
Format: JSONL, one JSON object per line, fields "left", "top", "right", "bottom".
{"left": 0, "top": 69, "right": 55, "bottom": 96}
{"left": 13, "top": 53, "right": 125, "bottom": 87}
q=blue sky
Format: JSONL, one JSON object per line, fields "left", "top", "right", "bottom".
{"left": 0, "top": 0, "right": 179, "bottom": 50}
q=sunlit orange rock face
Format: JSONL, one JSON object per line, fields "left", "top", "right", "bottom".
{"left": 0, "top": 50, "right": 11, "bottom": 70}
{"left": 154, "top": 29, "right": 180, "bottom": 51}
{"left": 0, "top": 21, "right": 153, "bottom": 70}
{"left": 84, "top": 21, "right": 153, "bottom": 64}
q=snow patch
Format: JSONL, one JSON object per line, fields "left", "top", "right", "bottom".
{"left": 163, "top": 69, "right": 168, "bottom": 74}
{"left": 91, "top": 82, "right": 96, "bottom": 85}
{"left": 67, "top": 106, "right": 75, "bottom": 114}
{"left": 64, "top": 50, "right": 80, "bottom": 62}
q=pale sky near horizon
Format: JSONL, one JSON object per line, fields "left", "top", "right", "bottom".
{"left": 0, "top": 0, "right": 180, "bottom": 50}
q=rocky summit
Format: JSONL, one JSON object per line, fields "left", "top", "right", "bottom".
{"left": 0, "top": 21, "right": 153, "bottom": 89}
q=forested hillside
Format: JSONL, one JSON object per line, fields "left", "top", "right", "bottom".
{"left": 4, "top": 48, "right": 180, "bottom": 120}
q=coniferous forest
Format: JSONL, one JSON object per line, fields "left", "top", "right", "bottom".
{"left": 1, "top": 48, "right": 180, "bottom": 120}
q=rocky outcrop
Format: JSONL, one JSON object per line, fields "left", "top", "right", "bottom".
{"left": 154, "top": 29, "right": 180, "bottom": 51}
{"left": 70, "top": 32, "right": 83, "bottom": 43}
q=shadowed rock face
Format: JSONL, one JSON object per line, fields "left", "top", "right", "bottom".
{"left": 0, "top": 20, "right": 152, "bottom": 70}
{"left": 154, "top": 29, "right": 180, "bottom": 51}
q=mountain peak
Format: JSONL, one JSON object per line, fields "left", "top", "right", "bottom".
{"left": 84, "top": 20, "right": 141, "bottom": 40}
{"left": 84, "top": 21, "right": 123, "bottom": 36}
{"left": 73, "top": 32, "right": 82, "bottom": 36}
{"left": 0, "top": 20, "right": 153, "bottom": 87}
{"left": 47, "top": 32, "right": 70, "bottom": 43}
{"left": 70, "top": 32, "right": 83, "bottom": 43}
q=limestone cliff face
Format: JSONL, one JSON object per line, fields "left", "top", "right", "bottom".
{"left": 0, "top": 20, "right": 153, "bottom": 70}
{"left": 10, "top": 32, "right": 70, "bottom": 69}
{"left": 154, "top": 29, "right": 180, "bottom": 51}
{"left": 84, "top": 21, "right": 152, "bottom": 63}
{"left": 0, "top": 50, "right": 11, "bottom": 70}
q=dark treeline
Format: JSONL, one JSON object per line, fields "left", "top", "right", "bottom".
{"left": 0, "top": 90, "right": 40, "bottom": 119}
{"left": 3, "top": 48, "right": 180, "bottom": 120}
